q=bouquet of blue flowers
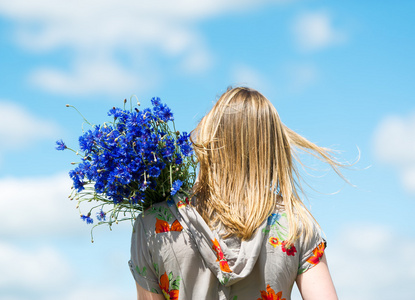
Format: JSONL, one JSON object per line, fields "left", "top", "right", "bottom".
{"left": 56, "top": 97, "right": 196, "bottom": 240}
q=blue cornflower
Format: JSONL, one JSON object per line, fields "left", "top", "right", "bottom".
{"left": 149, "top": 166, "right": 161, "bottom": 177}
{"left": 179, "top": 143, "right": 193, "bottom": 157}
{"left": 175, "top": 154, "right": 183, "bottom": 165}
{"left": 158, "top": 104, "right": 173, "bottom": 122}
{"left": 151, "top": 97, "right": 173, "bottom": 122}
{"left": 108, "top": 107, "right": 125, "bottom": 119}
{"left": 131, "top": 192, "right": 144, "bottom": 204}
{"left": 161, "top": 138, "right": 175, "bottom": 159}
{"left": 81, "top": 214, "right": 94, "bottom": 224}
{"left": 79, "top": 130, "right": 95, "bottom": 152}
{"left": 177, "top": 132, "right": 190, "bottom": 145}
{"left": 166, "top": 196, "right": 175, "bottom": 207}
{"left": 171, "top": 179, "right": 183, "bottom": 196}
{"left": 151, "top": 97, "right": 161, "bottom": 106}
{"left": 69, "top": 169, "right": 85, "bottom": 191}
{"left": 96, "top": 210, "right": 106, "bottom": 222}
{"left": 139, "top": 181, "right": 149, "bottom": 191}
{"left": 55, "top": 139, "right": 67, "bottom": 151}
{"left": 267, "top": 213, "right": 281, "bottom": 226}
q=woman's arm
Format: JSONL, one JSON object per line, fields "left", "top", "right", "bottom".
{"left": 136, "top": 282, "right": 165, "bottom": 300}
{"left": 296, "top": 254, "right": 338, "bottom": 300}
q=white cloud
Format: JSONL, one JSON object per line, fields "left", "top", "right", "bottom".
{"left": 231, "top": 64, "right": 268, "bottom": 91}
{"left": 0, "top": 240, "right": 134, "bottom": 300}
{"left": 285, "top": 62, "right": 319, "bottom": 92}
{"left": 29, "top": 58, "right": 157, "bottom": 96}
{"left": 47, "top": 286, "right": 134, "bottom": 300}
{"left": 0, "top": 0, "right": 290, "bottom": 95}
{"left": 0, "top": 101, "right": 59, "bottom": 149}
{"left": 0, "top": 242, "right": 73, "bottom": 292}
{"left": 328, "top": 224, "right": 415, "bottom": 300}
{"left": 292, "top": 223, "right": 415, "bottom": 300}
{"left": 292, "top": 10, "right": 347, "bottom": 52}
{"left": 0, "top": 173, "right": 95, "bottom": 237}
{"left": 373, "top": 113, "right": 415, "bottom": 193}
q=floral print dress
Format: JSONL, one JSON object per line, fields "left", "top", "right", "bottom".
{"left": 129, "top": 194, "right": 326, "bottom": 300}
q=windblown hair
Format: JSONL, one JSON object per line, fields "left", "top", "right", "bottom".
{"left": 191, "top": 87, "right": 347, "bottom": 244}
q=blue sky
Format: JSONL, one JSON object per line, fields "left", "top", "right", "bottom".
{"left": 1, "top": 1, "right": 414, "bottom": 299}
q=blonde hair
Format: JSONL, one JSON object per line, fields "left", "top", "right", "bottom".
{"left": 191, "top": 87, "right": 347, "bottom": 244}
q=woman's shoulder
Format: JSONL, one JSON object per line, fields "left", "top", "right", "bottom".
{"left": 136, "top": 200, "right": 184, "bottom": 236}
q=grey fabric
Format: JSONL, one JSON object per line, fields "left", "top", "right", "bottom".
{"left": 129, "top": 193, "right": 326, "bottom": 300}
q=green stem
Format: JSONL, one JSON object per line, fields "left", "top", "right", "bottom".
{"left": 67, "top": 105, "right": 92, "bottom": 126}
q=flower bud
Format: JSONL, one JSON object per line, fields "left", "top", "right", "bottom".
{"left": 66, "top": 104, "right": 70, "bottom": 107}
{"left": 124, "top": 99, "right": 127, "bottom": 103}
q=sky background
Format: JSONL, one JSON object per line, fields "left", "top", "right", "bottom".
{"left": 0, "top": 0, "right": 414, "bottom": 299}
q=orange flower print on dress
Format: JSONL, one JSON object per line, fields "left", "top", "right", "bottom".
{"left": 306, "top": 242, "right": 326, "bottom": 265}
{"left": 257, "top": 284, "right": 286, "bottom": 300}
{"left": 269, "top": 237, "right": 281, "bottom": 247}
{"left": 155, "top": 218, "right": 170, "bottom": 233}
{"left": 212, "top": 238, "right": 232, "bottom": 273}
{"left": 155, "top": 218, "right": 183, "bottom": 234}
{"left": 170, "top": 219, "right": 183, "bottom": 232}
{"left": 281, "top": 241, "right": 297, "bottom": 256}
{"left": 159, "top": 272, "right": 179, "bottom": 300}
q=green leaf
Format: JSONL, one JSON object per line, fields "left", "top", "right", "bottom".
{"left": 150, "top": 288, "right": 159, "bottom": 294}
{"left": 168, "top": 271, "right": 173, "bottom": 281}
{"left": 153, "top": 262, "right": 159, "bottom": 275}
{"left": 171, "top": 276, "right": 181, "bottom": 290}
{"left": 277, "top": 231, "right": 286, "bottom": 241}
{"left": 220, "top": 276, "right": 230, "bottom": 285}
{"left": 276, "top": 221, "right": 287, "bottom": 230}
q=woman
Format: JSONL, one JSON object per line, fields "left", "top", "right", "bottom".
{"left": 129, "top": 87, "right": 343, "bottom": 299}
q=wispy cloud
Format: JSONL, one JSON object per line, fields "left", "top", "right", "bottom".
{"left": 0, "top": 173, "right": 97, "bottom": 237}
{"left": 28, "top": 58, "right": 157, "bottom": 96}
{"left": 0, "top": 240, "right": 134, "bottom": 300}
{"left": 329, "top": 224, "right": 415, "bottom": 299}
{"left": 0, "top": 242, "right": 73, "bottom": 292}
{"left": 285, "top": 62, "right": 319, "bottom": 92}
{"left": 0, "top": 101, "right": 59, "bottom": 150}
{"left": 292, "top": 10, "right": 347, "bottom": 52}
{"left": 231, "top": 64, "right": 268, "bottom": 91}
{"left": 0, "top": 0, "right": 289, "bottom": 96}
{"left": 373, "top": 113, "right": 415, "bottom": 194}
